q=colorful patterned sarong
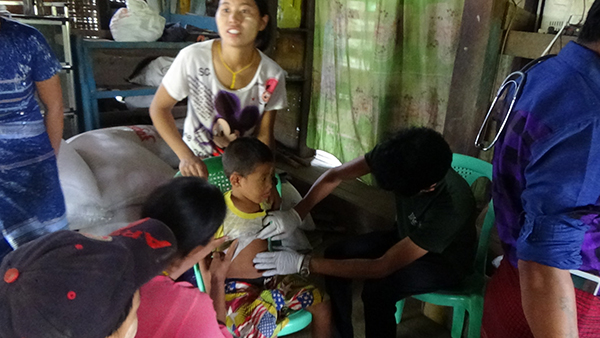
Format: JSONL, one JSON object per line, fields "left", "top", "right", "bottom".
{"left": 225, "top": 275, "right": 323, "bottom": 338}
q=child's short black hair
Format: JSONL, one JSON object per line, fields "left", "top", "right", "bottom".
{"left": 222, "top": 137, "right": 274, "bottom": 178}
{"left": 578, "top": 0, "right": 600, "bottom": 44}
{"left": 369, "top": 127, "right": 452, "bottom": 196}
{"left": 141, "top": 177, "right": 226, "bottom": 257}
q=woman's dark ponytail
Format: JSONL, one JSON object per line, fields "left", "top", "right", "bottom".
{"left": 253, "top": 0, "right": 273, "bottom": 51}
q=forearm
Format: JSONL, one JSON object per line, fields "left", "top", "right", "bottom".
{"left": 36, "top": 74, "right": 64, "bottom": 154}
{"left": 310, "top": 257, "right": 390, "bottom": 279}
{"left": 257, "top": 110, "right": 276, "bottom": 150}
{"left": 256, "top": 127, "right": 274, "bottom": 151}
{"left": 310, "top": 237, "right": 426, "bottom": 279}
{"left": 150, "top": 105, "right": 195, "bottom": 160}
{"left": 519, "top": 260, "right": 579, "bottom": 338}
{"left": 294, "top": 169, "right": 342, "bottom": 220}
{"left": 210, "top": 277, "right": 227, "bottom": 323}
{"left": 44, "top": 106, "right": 63, "bottom": 154}
{"left": 294, "top": 156, "right": 370, "bottom": 220}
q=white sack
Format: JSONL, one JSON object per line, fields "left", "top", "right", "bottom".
{"left": 60, "top": 126, "right": 177, "bottom": 230}
{"left": 110, "top": 0, "right": 165, "bottom": 42}
{"left": 128, "top": 56, "right": 174, "bottom": 87}
{"left": 57, "top": 140, "right": 107, "bottom": 228}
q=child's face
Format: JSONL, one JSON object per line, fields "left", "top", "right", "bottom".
{"left": 238, "top": 162, "right": 274, "bottom": 205}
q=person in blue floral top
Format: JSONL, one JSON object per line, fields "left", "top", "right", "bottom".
{"left": 0, "top": 17, "right": 67, "bottom": 260}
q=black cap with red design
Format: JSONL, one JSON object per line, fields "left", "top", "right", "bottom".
{"left": 0, "top": 218, "right": 177, "bottom": 338}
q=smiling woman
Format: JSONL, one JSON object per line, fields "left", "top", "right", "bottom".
{"left": 149, "top": 0, "right": 287, "bottom": 178}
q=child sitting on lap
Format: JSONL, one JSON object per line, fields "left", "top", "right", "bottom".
{"left": 213, "top": 137, "right": 331, "bottom": 338}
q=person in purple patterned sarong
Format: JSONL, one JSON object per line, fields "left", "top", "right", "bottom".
{"left": 0, "top": 17, "right": 67, "bottom": 260}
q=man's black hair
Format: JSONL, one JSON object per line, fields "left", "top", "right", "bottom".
{"left": 368, "top": 127, "right": 452, "bottom": 196}
{"left": 253, "top": 0, "right": 272, "bottom": 51}
{"left": 109, "top": 297, "right": 133, "bottom": 335}
{"left": 222, "top": 137, "right": 274, "bottom": 178}
{"left": 141, "top": 177, "right": 226, "bottom": 257}
{"left": 578, "top": 0, "right": 600, "bottom": 44}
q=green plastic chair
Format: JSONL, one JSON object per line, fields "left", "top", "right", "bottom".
{"left": 185, "top": 156, "right": 312, "bottom": 336}
{"left": 394, "top": 153, "right": 494, "bottom": 338}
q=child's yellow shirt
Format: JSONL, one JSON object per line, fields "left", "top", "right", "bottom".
{"left": 214, "top": 191, "right": 271, "bottom": 258}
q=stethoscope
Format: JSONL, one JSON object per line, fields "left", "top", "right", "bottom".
{"left": 474, "top": 54, "right": 556, "bottom": 151}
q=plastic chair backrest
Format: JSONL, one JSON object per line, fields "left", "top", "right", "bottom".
{"left": 451, "top": 153, "right": 493, "bottom": 185}
{"left": 451, "top": 153, "right": 494, "bottom": 275}
{"left": 203, "top": 156, "right": 234, "bottom": 192}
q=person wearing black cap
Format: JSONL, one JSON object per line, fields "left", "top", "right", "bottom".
{"left": 0, "top": 218, "right": 177, "bottom": 338}
{"left": 254, "top": 127, "right": 477, "bottom": 338}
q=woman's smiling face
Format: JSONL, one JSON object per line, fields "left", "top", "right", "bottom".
{"left": 216, "top": 0, "right": 268, "bottom": 48}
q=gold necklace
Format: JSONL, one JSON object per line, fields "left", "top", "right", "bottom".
{"left": 218, "top": 42, "right": 255, "bottom": 90}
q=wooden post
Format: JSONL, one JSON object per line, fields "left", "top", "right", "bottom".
{"left": 443, "top": 0, "right": 507, "bottom": 156}
{"left": 297, "top": 0, "right": 316, "bottom": 158}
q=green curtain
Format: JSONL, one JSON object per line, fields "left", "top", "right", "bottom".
{"left": 307, "top": 0, "right": 465, "bottom": 164}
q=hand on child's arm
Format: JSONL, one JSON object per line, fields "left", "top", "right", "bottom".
{"left": 253, "top": 249, "right": 304, "bottom": 277}
{"left": 257, "top": 209, "right": 302, "bottom": 240}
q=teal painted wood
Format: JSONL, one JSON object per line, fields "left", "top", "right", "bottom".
{"left": 75, "top": 4, "right": 216, "bottom": 131}
{"left": 169, "top": 13, "right": 218, "bottom": 32}
{"left": 81, "top": 40, "right": 192, "bottom": 49}
{"left": 75, "top": 37, "right": 191, "bottom": 131}
{"left": 75, "top": 36, "right": 99, "bottom": 130}
{"left": 92, "top": 87, "right": 158, "bottom": 99}
{"left": 75, "top": 37, "right": 195, "bottom": 131}
{"left": 161, "top": 0, "right": 218, "bottom": 32}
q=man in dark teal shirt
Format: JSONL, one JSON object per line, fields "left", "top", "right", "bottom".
{"left": 254, "top": 127, "right": 477, "bottom": 337}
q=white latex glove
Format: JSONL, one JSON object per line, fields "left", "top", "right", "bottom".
{"left": 257, "top": 208, "right": 302, "bottom": 240}
{"left": 253, "top": 250, "right": 304, "bottom": 277}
